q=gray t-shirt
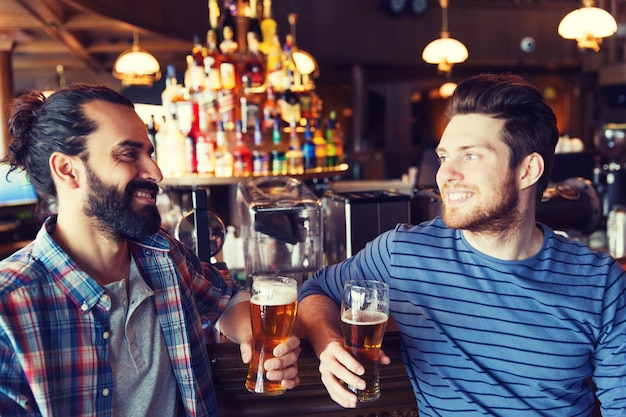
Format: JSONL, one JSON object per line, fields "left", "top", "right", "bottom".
{"left": 104, "top": 257, "right": 184, "bottom": 417}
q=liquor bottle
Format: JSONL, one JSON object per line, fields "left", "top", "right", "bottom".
{"left": 214, "top": 121, "right": 234, "bottom": 177}
{"left": 146, "top": 114, "right": 158, "bottom": 161}
{"left": 262, "top": 85, "right": 280, "bottom": 131}
{"left": 281, "top": 33, "right": 298, "bottom": 87}
{"left": 196, "top": 120, "right": 216, "bottom": 175}
{"left": 278, "top": 70, "right": 301, "bottom": 124}
{"left": 286, "top": 117, "right": 304, "bottom": 175}
{"left": 330, "top": 110, "right": 345, "bottom": 164}
{"left": 259, "top": 0, "right": 277, "bottom": 55}
{"left": 232, "top": 120, "right": 253, "bottom": 176}
{"left": 265, "top": 34, "right": 284, "bottom": 91}
{"left": 251, "top": 118, "right": 270, "bottom": 176}
{"left": 248, "top": 0, "right": 263, "bottom": 43}
{"left": 219, "top": 22, "right": 238, "bottom": 92}
{"left": 161, "top": 65, "right": 182, "bottom": 120}
{"left": 325, "top": 112, "right": 339, "bottom": 168}
{"left": 219, "top": 25, "right": 238, "bottom": 57}
{"left": 302, "top": 118, "right": 316, "bottom": 171}
{"left": 185, "top": 100, "right": 203, "bottom": 174}
{"left": 240, "top": 78, "right": 262, "bottom": 133}
{"left": 204, "top": 29, "right": 223, "bottom": 92}
{"left": 241, "top": 32, "right": 265, "bottom": 92}
{"left": 218, "top": 0, "right": 238, "bottom": 45}
{"left": 270, "top": 117, "right": 287, "bottom": 175}
{"left": 190, "top": 33, "right": 206, "bottom": 93}
{"left": 313, "top": 117, "right": 327, "bottom": 169}
{"left": 156, "top": 113, "right": 187, "bottom": 177}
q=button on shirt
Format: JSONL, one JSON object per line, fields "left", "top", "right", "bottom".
{"left": 0, "top": 215, "right": 248, "bottom": 417}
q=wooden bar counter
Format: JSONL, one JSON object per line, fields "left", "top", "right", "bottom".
{"left": 206, "top": 331, "right": 418, "bottom": 417}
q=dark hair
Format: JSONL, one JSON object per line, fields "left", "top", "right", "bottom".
{"left": 3, "top": 83, "right": 134, "bottom": 209}
{"left": 445, "top": 73, "right": 559, "bottom": 203}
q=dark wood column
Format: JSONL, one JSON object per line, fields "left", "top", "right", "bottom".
{"left": 0, "top": 38, "right": 14, "bottom": 159}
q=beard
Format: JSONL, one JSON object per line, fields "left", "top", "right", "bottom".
{"left": 442, "top": 170, "right": 522, "bottom": 234}
{"left": 83, "top": 164, "right": 161, "bottom": 241}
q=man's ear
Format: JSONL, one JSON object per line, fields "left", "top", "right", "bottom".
{"left": 519, "top": 152, "right": 544, "bottom": 191}
{"left": 49, "top": 152, "right": 81, "bottom": 189}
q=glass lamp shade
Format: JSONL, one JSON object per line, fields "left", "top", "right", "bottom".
{"left": 292, "top": 50, "right": 319, "bottom": 77}
{"left": 439, "top": 82, "right": 457, "bottom": 98}
{"left": 558, "top": 6, "right": 617, "bottom": 45}
{"left": 113, "top": 45, "right": 162, "bottom": 86}
{"left": 422, "top": 36, "right": 469, "bottom": 66}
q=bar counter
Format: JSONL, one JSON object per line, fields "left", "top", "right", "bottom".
{"left": 206, "top": 330, "right": 418, "bottom": 417}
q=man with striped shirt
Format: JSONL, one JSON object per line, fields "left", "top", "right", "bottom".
{"left": 0, "top": 84, "right": 300, "bottom": 416}
{"left": 298, "top": 74, "right": 626, "bottom": 416}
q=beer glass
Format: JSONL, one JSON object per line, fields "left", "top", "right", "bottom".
{"left": 341, "top": 280, "right": 389, "bottom": 402}
{"left": 245, "top": 275, "right": 298, "bottom": 395}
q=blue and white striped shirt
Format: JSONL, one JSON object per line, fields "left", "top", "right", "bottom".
{"left": 300, "top": 217, "right": 626, "bottom": 416}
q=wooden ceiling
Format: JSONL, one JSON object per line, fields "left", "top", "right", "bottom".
{"left": 3, "top": 0, "right": 626, "bottom": 96}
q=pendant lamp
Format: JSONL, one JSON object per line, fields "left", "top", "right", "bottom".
{"left": 422, "top": 0, "right": 468, "bottom": 75}
{"left": 558, "top": 0, "right": 617, "bottom": 52}
{"left": 113, "top": 32, "right": 162, "bottom": 86}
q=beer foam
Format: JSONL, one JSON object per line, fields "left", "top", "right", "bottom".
{"left": 341, "top": 310, "right": 388, "bottom": 325}
{"left": 251, "top": 286, "right": 297, "bottom": 306}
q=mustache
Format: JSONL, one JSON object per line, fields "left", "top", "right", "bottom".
{"left": 127, "top": 180, "right": 160, "bottom": 196}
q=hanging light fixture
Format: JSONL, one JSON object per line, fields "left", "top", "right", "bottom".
{"left": 113, "top": 31, "right": 161, "bottom": 86}
{"left": 558, "top": 0, "right": 617, "bottom": 52}
{"left": 439, "top": 82, "right": 457, "bottom": 98}
{"left": 422, "top": 0, "right": 468, "bottom": 75}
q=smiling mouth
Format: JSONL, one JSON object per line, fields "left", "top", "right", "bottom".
{"left": 447, "top": 191, "right": 473, "bottom": 202}
{"left": 134, "top": 189, "right": 156, "bottom": 202}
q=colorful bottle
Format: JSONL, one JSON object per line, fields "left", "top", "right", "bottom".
{"left": 313, "top": 117, "right": 327, "bottom": 169}
{"left": 190, "top": 33, "right": 206, "bottom": 93}
{"left": 214, "top": 121, "right": 234, "bottom": 177}
{"left": 146, "top": 114, "right": 158, "bottom": 161}
{"left": 262, "top": 85, "right": 280, "bottom": 131}
{"left": 185, "top": 100, "right": 203, "bottom": 174}
{"left": 270, "top": 117, "right": 287, "bottom": 175}
{"left": 157, "top": 113, "right": 187, "bottom": 177}
{"left": 204, "top": 29, "right": 223, "bottom": 92}
{"left": 233, "top": 120, "right": 253, "bottom": 176}
{"left": 247, "top": 0, "right": 263, "bottom": 43}
{"left": 329, "top": 110, "right": 344, "bottom": 164}
{"left": 161, "top": 65, "right": 182, "bottom": 120}
{"left": 241, "top": 32, "right": 265, "bottom": 92}
{"left": 278, "top": 70, "right": 301, "bottom": 124}
{"left": 196, "top": 121, "right": 216, "bottom": 175}
{"left": 251, "top": 118, "right": 270, "bottom": 176}
{"left": 325, "top": 114, "right": 338, "bottom": 168}
{"left": 286, "top": 117, "right": 304, "bottom": 175}
{"left": 302, "top": 118, "right": 316, "bottom": 171}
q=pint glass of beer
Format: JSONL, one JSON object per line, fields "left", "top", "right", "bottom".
{"left": 245, "top": 275, "right": 298, "bottom": 395}
{"left": 341, "top": 280, "right": 389, "bottom": 402}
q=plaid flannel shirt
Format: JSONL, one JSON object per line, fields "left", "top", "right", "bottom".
{"left": 0, "top": 215, "right": 246, "bottom": 417}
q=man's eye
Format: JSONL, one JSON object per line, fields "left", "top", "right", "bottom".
{"left": 437, "top": 155, "right": 447, "bottom": 164}
{"left": 120, "top": 151, "right": 138, "bottom": 160}
{"left": 465, "top": 153, "right": 479, "bottom": 161}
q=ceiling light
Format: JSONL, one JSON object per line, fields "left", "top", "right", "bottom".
{"left": 558, "top": 0, "right": 617, "bottom": 52}
{"left": 422, "top": 0, "right": 468, "bottom": 75}
{"left": 113, "top": 32, "right": 161, "bottom": 86}
{"left": 439, "top": 82, "right": 457, "bottom": 98}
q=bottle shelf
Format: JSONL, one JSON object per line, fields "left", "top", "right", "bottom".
{"left": 160, "top": 163, "right": 349, "bottom": 187}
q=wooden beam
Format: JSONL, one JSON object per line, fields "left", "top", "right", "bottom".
{"left": 15, "top": 0, "right": 102, "bottom": 72}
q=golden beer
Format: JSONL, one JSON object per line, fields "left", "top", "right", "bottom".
{"left": 245, "top": 276, "right": 298, "bottom": 395}
{"left": 341, "top": 310, "right": 388, "bottom": 402}
{"left": 340, "top": 280, "right": 389, "bottom": 402}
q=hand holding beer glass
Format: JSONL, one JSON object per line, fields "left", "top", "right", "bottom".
{"left": 341, "top": 280, "right": 389, "bottom": 402}
{"left": 245, "top": 275, "right": 298, "bottom": 396}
